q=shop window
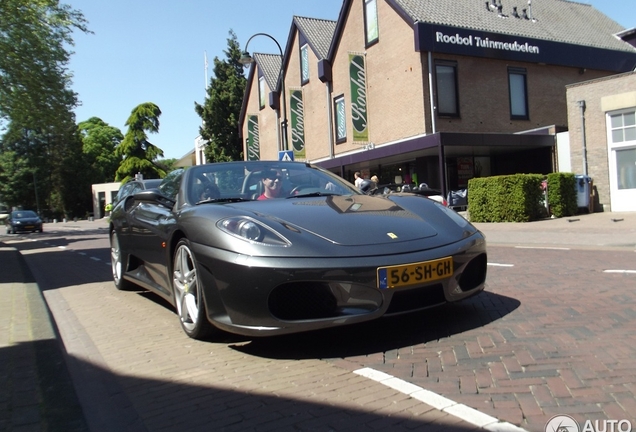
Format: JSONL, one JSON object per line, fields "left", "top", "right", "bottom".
{"left": 300, "top": 44, "right": 310, "bottom": 85}
{"left": 258, "top": 76, "right": 265, "bottom": 110}
{"left": 364, "top": 0, "right": 379, "bottom": 47}
{"left": 435, "top": 61, "right": 459, "bottom": 117}
{"left": 334, "top": 95, "right": 347, "bottom": 143}
{"left": 508, "top": 67, "right": 528, "bottom": 120}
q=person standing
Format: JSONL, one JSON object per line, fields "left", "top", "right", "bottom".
{"left": 354, "top": 171, "right": 364, "bottom": 188}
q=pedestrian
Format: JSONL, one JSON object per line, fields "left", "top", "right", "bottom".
{"left": 354, "top": 171, "right": 364, "bottom": 188}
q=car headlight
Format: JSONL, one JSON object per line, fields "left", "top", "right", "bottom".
{"left": 217, "top": 217, "right": 291, "bottom": 246}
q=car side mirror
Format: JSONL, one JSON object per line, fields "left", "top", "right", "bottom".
{"left": 132, "top": 189, "right": 176, "bottom": 209}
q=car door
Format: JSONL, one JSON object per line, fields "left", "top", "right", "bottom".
{"left": 127, "top": 170, "right": 182, "bottom": 295}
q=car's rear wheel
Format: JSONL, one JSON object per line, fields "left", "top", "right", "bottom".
{"left": 172, "top": 238, "right": 215, "bottom": 340}
{"left": 110, "top": 230, "right": 134, "bottom": 291}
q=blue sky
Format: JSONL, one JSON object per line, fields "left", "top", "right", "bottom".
{"left": 65, "top": 0, "right": 635, "bottom": 161}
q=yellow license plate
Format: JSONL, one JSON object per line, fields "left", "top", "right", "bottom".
{"left": 377, "top": 257, "right": 453, "bottom": 289}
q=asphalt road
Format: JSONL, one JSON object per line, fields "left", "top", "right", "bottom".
{"left": 2, "top": 214, "right": 635, "bottom": 431}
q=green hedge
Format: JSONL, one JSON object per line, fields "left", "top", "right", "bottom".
{"left": 468, "top": 172, "right": 579, "bottom": 222}
{"left": 546, "top": 173, "right": 577, "bottom": 218}
{"left": 468, "top": 174, "right": 545, "bottom": 222}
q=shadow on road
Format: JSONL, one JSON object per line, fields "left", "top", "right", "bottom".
{"left": 1, "top": 340, "right": 482, "bottom": 432}
{"left": 232, "top": 291, "right": 520, "bottom": 360}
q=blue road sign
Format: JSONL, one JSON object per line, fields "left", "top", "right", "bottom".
{"left": 278, "top": 151, "right": 294, "bottom": 162}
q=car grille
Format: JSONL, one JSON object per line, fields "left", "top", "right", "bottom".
{"left": 268, "top": 282, "right": 339, "bottom": 320}
{"left": 458, "top": 253, "right": 487, "bottom": 292}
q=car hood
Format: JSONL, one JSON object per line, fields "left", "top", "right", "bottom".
{"left": 14, "top": 217, "right": 40, "bottom": 223}
{"left": 227, "top": 195, "right": 446, "bottom": 247}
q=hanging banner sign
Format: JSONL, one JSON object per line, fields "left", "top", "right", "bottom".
{"left": 349, "top": 53, "right": 369, "bottom": 142}
{"left": 290, "top": 89, "right": 306, "bottom": 160}
{"left": 247, "top": 115, "right": 260, "bottom": 161}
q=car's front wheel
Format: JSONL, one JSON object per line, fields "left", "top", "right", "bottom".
{"left": 110, "top": 230, "right": 134, "bottom": 291}
{"left": 172, "top": 238, "right": 215, "bottom": 340}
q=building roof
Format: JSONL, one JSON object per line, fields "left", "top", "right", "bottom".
{"left": 293, "top": 16, "right": 337, "bottom": 60}
{"left": 253, "top": 53, "right": 282, "bottom": 92}
{"left": 392, "top": 0, "right": 633, "bottom": 52}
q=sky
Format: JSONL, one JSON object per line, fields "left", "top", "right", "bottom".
{"left": 65, "top": 0, "right": 636, "bottom": 161}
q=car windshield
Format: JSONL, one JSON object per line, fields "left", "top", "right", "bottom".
{"left": 13, "top": 211, "right": 38, "bottom": 218}
{"left": 186, "top": 161, "right": 359, "bottom": 204}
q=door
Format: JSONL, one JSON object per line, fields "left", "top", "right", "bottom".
{"left": 607, "top": 109, "right": 636, "bottom": 212}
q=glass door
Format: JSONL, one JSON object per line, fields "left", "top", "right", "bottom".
{"left": 607, "top": 109, "right": 636, "bottom": 212}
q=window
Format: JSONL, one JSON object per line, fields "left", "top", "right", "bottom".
{"left": 508, "top": 67, "right": 528, "bottom": 120}
{"left": 258, "top": 76, "right": 265, "bottom": 110}
{"left": 158, "top": 169, "right": 184, "bottom": 200}
{"left": 334, "top": 95, "right": 347, "bottom": 143}
{"left": 435, "top": 61, "right": 459, "bottom": 117}
{"left": 616, "top": 148, "right": 636, "bottom": 190}
{"left": 364, "top": 0, "right": 379, "bottom": 46}
{"left": 610, "top": 111, "right": 636, "bottom": 144}
{"left": 300, "top": 44, "right": 310, "bottom": 85}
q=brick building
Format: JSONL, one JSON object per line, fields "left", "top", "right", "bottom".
{"left": 239, "top": 0, "right": 636, "bottom": 199}
{"left": 566, "top": 71, "right": 636, "bottom": 212}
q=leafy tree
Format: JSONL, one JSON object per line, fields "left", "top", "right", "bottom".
{"left": 195, "top": 30, "right": 246, "bottom": 162}
{"left": 115, "top": 102, "right": 166, "bottom": 182}
{"left": 0, "top": 0, "right": 90, "bottom": 218}
{"left": 156, "top": 158, "right": 178, "bottom": 173}
{"left": 0, "top": 112, "right": 90, "bottom": 218}
{"left": 78, "top": 117, "right": 123, "bottom": 183}
{"left": 0, "top": 0, "right": 89, "bottom": 126}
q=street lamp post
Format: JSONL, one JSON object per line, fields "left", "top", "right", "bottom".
{"left": 240, "top": 33, "right": 288, "bottom": 151}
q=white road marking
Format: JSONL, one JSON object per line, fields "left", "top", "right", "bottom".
{"left": 354, "top": 367, "right": 527, "bottom": 431}
{"left": 488, "top": 263, "right": 514, "bottom": 267}
{"left": 514, "top": 246, "right": 570, "bottom": 250}
{"left": 603, "top": 269, "right": 636, "bottom": 274}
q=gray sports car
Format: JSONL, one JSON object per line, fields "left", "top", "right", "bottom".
{"left": 109, "top": 161, "right": 487, "bottom": 340}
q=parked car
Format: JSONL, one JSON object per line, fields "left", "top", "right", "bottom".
{"left": 374, "top": 183, "right": 448, "bottom": 206}
{"left": 109, "top": 162, "right": 487, "bottom": 340}
{"left": 6, "top": 210, "right": 43, "bottom": 234}
{"left": 113, "top": 177, "right": 162, "bottom": 207}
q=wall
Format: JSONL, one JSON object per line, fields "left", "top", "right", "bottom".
{"left": 91, "top": 182, "right": 120, "bottom": 219}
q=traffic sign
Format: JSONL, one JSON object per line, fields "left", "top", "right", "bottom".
{"left": 278, "top": 151, "right": 294, "bottom": 161}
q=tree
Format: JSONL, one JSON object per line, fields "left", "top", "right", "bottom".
{"left": 78, "top": 117, "right": 123, "bottom": 183}
{"left": 195, "top": 30, "right": 246, "bottom": 162}
{"left": 156, "top": 158, "right": 178, "bottom": 173}
{"left": 115, "top": 102, "right": 166, "bottom": 182}
{"left": 0, "top": 0, "right": 91, "bottom": 218}
{"left": 0, "top": 0, "right": 89, "bottom": 126}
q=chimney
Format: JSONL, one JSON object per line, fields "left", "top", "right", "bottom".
{"left": 528, "top": 0, "right": 537, "bottom": 22}
{"left": 522, "top": 8, "right": 529, "bottom": 19}
{"left": 512, "top": 6, "right": 520, "bottom": 18}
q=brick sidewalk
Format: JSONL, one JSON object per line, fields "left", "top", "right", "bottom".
{"left": 0, "top": 245, "right": 88, "bottom": 432}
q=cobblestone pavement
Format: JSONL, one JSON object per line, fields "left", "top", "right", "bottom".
{"left": 1, "top": 211, "right": 635, "bottom": 431}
